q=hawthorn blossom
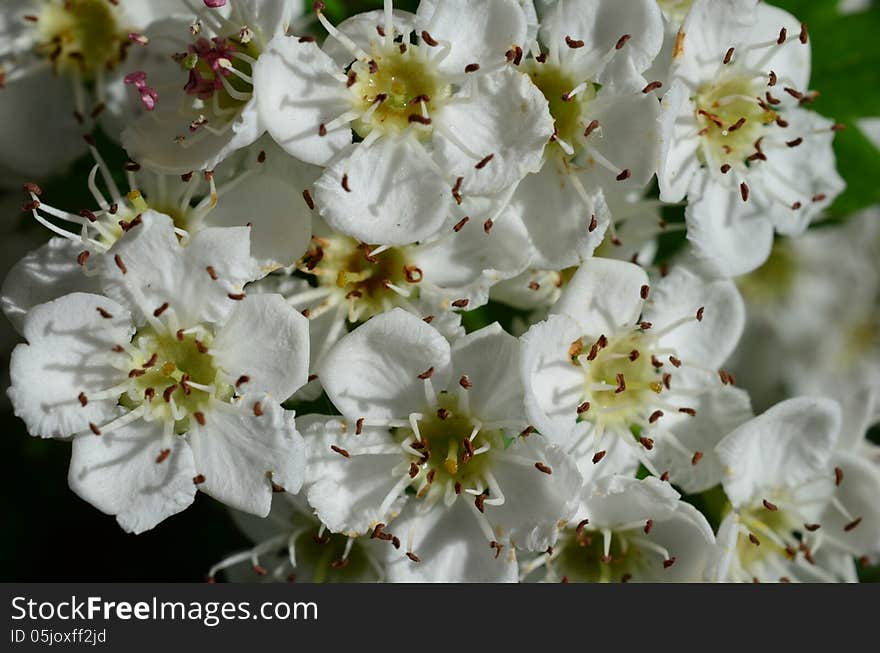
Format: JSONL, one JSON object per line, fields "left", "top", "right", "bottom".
{"left": 710, "top": 397, "right": 876, "bottom": 582}
{"left": 491, "top": 187, "right": 668, "bottom": 318}
{"left": 522, "top": 475, "right": 715, "bottom": 582}
{"left": 7, "top": 213, "right": 310, "bottom": 532}
{"left": 301, "top": 310, "right": 580, "bottom": 582}
{"left": 520, "top": 258, "right": 750, "bottom": 489}
{"left": 0, "top": 0, "right": 183, "bottom": 184}
{"left": 502, "top": 0, "right": 664, "bottom": 269}
{"left": 253, "top": 210, "right": 530, "bottom": 396}
{"left": 2, "top": 140, "right": 319, "bottom": 332}
{"left": 254, "top": 0, "right": 554, "bottom": 244}
{"left": 731, "top": 208, "right": 880, "bottom": 417}
{"left": 658, "top": 0, "right": 845, "bottom": 276}
{"left": 209, "top": 494, "right": 385, "bottom": 583}
{"left": 122, "top": 0, "right": 302, "bottom": 174}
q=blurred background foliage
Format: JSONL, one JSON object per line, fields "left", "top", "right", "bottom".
{"left": 0, "top": 0, "right": 877, "bottom": 582}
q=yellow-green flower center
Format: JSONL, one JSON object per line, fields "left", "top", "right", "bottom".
{"left": 300, "top": 235, "right": 419, "bottom": 322}
{"left": 294, "top": 527, "right": 375, "bottom": 583}
{"left": 572, "top": 330, "right": 663, "bottom": 427}
{"left": 694, "top": 75, "right": 777, "bottom": 165}
{"left": 734, "top": 501, "right": 802, "bottom": 570}
{"left": 395, "top": 393, "right": 506, "bottom": 498}
{"left": 121, "top": 327, "right": 233, "bottom": 434}
{"left": 37, "top": 0, "right": 129, "bottom": 79}
{"left": 525, "top": 62, "right": 597, "bottom": 159}
{"left": 553, "top": 527, "right": 648, "bottom": 583}
{"left": 349, "top": 44, "right": 450, "bottom": 139}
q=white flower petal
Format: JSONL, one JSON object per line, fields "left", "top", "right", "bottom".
{"left": 750, "top": 109, "right": 844, "bottom": 236}
{"left": 520, "top": 314, "right": 587, "bottom": 442}
{"left": 644, "top": 265, "right": 745, "bottom": 371}
{"left": 413, "top": 212, "right": 531, "bottom": 309}
{"left": 637, "top": 502, "right": 716, "bottom": 582}
{"left": 211, "top": 294, "right": 310, "bottom": 401}
{"left": 122, "top": 99, "right": 262, "bottom": 174}
{"left": 672, "top": 0, "right": 760, "bottom": 87}
{"left": 504, "top": 161, "right": 610, "bottom": 269}
{"left": 100, "top": 212, "right": 256, "bottom": 327}
{"left": 487, "top": 436, "right": 581, "bottom": 551}
{"left": 317, "top": 308, "right": 452, "bottom": 422}
{"left": 450, "top": 323, "right": 524, "bottom": 423}
{"left": 716, "top": 397, "right": 841, "bottom": 508}
{"left": 300, "top": 415, "right": 409, "bottom": 535}
{"left": 189, "top": 399, "right": 305, "bottom": 516}
{"left": 119, "top": 0, "right": 194, "bottom": 27}
{"left": 68, "top": 419, "right": 197, "bottom": 534}
{"left": 313, "top": 136, "right": 453, "bottom": 246}
{"left": 236, "top": 0, "right": 299, "bottom": 42}
{"left": 0, "top": 2, "right": 39, "bottom": 58}
{"left": 433, "top": 66, "right": 553, "bottom": 196}
{"left": 538, "top": 0, "right": 664, "bottom": 79}
{"left": 685, "top": 177, "right": 776, "bottom": 278}
{"left": 490, "top": 268, "right": 564, "bottom": 312}
{"left": 254, "top": 34, "right": 353, "bottom": 166}
{"left": 204, "top": 164, "right": 318, "bottom": 270}
{"left": 582, "top": 75, "right": 663, "bottom": 187}
{"left": 820, "top": 452, "right": 880, "bottom": 556}
{"left": 571, "top": 433, "right": 640, "bottom": 484}
{"left": 322, "top": 9, "right": 417, "bottom": 68}
{"left": 739, "top": 3, "right": 811, "bottom": 92}
{"left": 416, "top": 0, "right": 527, "bottom": 75}
{"left": 650, "top": 386, "right": 754, "bottom": 494}
{"left": 580, "top": 475, "right": 680, "bottom": 527}
{"left": 657, "top": 79, "right": 701, "bottom": 203}
{"left": 706, "top": 512, "right": 740, "bottom": 582}
{"left": 2, "top": 238, "right": 101, "bottom": 335}
{"left": 384, "top": 499, "right": 519, "bottom": 582}
{"left": 9, "top": 293, "right": 133, "bottom": 439}
{"left": 552, "top": 258, "right": 648, "bottom": 333}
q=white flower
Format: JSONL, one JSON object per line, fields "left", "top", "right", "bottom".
{"left": 7, "top": 213, "right": 310, "bottom": 532}
{"left": 731, "top": 208, "right": 880, "bottom": 418}
{"left": 0, "top": 0, "right": 179, "bottom": 184}
{"left": 658, "top": 0, "right": 845, "bottom": 276}
{"left": 710, "top": 397, "right": 874, "bottom": 582}
{"left": 503, "top": 0, "right": 665, "bottom": 269}
{"left": 300, "top": 309, "right": 580, "bottom": 582}
{"left": 522, "top": 475, "right": 715, "bottom": 582}
{"left": 209, "top": 494, "right": 385, "bottom": 583}
{"left": 254, "top": 0, "right": 553, "bottom": 245}
{"left": 2, "top": 140, "right": 319, "bottom": 332}
{"left": 520, "top": 258, "right": 749, "bottom": 491}
{"left": 252, "top": 210, "right": 530, "bottom": 395}
{"left": 121, "top": 0, "right": 301, "bottom": 174}
{"left": 490, "top": 186, "right": 668, "bottom": 317}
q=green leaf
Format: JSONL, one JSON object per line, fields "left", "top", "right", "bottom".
{"left": 828, "top": 124, "right": 880, "bottom": 217}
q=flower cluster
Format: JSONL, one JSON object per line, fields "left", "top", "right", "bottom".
{"left": 2, "top": 0, "right": 877, "bottom": 583}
